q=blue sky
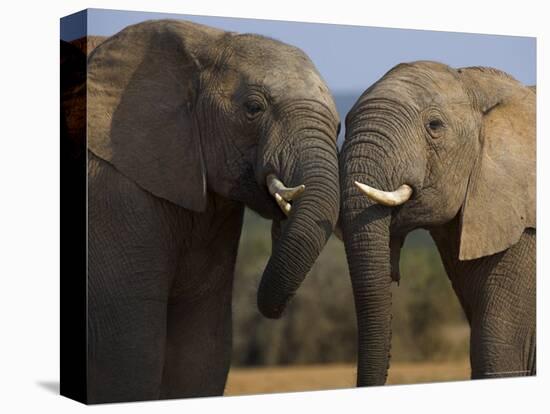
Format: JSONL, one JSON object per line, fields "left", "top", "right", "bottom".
{"left": 61, "top": 8, "right": 536, "bottom": 94}
{"left": 61, "top": 8, "right": 535, "bottom": 144}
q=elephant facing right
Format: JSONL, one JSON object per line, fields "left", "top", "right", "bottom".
{"left": 339, "top": 61, "right": 536, "bottom": 386}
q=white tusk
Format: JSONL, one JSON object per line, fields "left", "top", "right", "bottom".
{"left": 274, "top": 193, "right": 291, "bottom": 216}
{"left": 266, "top": 174, "right": 305, "bottom": 216}
{"left": 266, "top": 174, "right": 306, "bottom": 201}
{"left": 354, "top": 181, "right": 413, "bottom": 207}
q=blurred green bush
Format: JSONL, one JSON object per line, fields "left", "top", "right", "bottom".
{"left": 231, "top": 209, "right": 469, "bottom": 366}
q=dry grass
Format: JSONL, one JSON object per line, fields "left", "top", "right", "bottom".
{"left": 225, "top": 359, "right": 470, "bottom": 396}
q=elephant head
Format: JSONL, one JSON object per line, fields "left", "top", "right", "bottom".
{"left": 339, "top": 61, "right": 535, "bottom": 385}
{"left": 87, "top": 20, "right": 340, "bottom": 319}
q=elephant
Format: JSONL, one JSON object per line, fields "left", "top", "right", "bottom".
{"left": 339, "top": 61, "right": 535, "bottom": 386}
{"left": 85, "top": 20, "right": 340, "bottom": 403}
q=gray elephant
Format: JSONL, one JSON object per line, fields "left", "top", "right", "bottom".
{"left": 339, "top": 61, "right": 535, "bottom": 386}
{"left": 87, "top": 20, "right": 340, "bottom": 403}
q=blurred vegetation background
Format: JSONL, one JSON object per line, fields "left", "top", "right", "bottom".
{"left": 231, "top": 208, "right": 469, "bottom": 367}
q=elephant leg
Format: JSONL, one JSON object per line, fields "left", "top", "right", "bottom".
{"left": 87, "top": 292, "right": 168, "bottom": 403}
{"left": 87, "top": 153, "right": 180, "bottom": 403}
{"left": 468, "top": 232, "right": 536, "bottom": 379}
{"left": 88, "top": 240, "right": 171, "bottom": 403}
{"left": 470, "top": 315, "right": 536, "bottom": 379}
{"left": 159, "top": 283, "right": 233, "bottom": 399}
{"left": 158, "top": 197, "right": 243, "bottom": 399}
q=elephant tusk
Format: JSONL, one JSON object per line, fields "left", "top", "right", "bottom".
{"left": 354, "top": 181, "right": 413, "bottom": 207}
{"left": 274, "top": 193, "right": 292, "bottom": 216}
{"left": 266, "top": 174, "right": 306, "bottom": 200}
{"left": 266, "top": 174, "right": 305, "bottom": 216}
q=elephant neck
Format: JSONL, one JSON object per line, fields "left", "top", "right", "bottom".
{"left": 429, "top": 216, "right": 497, "bottom": 282}
{"left": 428, "top": 217, "right": 477, "bottom": 320}
{"left": 428, "top": 218, "right": 461, "bottom": 279}
{"left": 185, "top": 192, "right": 244, "bottom": 247}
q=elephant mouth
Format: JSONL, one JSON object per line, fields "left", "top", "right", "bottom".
{"left": 234, "top": 167, "right": 307, "bottom": 221}
{"left": 249, "top": 190, "right": 286, "bottom": 220}
{"left": 353, "top": 180, "right": 427, "bottom": 234}
{"left": 223, "top": 164, "right": 280, "bottom": 219}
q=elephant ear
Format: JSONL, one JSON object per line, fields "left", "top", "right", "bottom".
{"left": 88, "top": 20, "right": 221, "bottom": 211}
{"left": 458, "top": 67, "right": 536, "bottom": 260}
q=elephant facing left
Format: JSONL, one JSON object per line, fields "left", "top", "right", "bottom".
{"left": 86, "top": 20, "right": 340, "bottom": 403}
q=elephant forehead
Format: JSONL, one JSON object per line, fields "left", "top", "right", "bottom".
{"left": 394, "top": 62, "right": 465, "bottom": 93}
{"left": 268, "top": 70, "right": 334, "bottom": 103}
{"left": 228, "top": 35, "right": 338, "bottom": 117}
{"left": 365, "top": 66, "right": 470, "bottom": 110}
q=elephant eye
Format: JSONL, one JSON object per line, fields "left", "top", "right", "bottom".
{"left": 244, "top": 100, "right": 264, "bottom": 118}
{"left": 428, "top": 119, "right": 444, "bottom": 130}
{"left": 426, "top": 119, "right": 445, "bottom": 137}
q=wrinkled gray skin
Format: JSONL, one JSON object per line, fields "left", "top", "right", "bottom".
{"left": 87, "top": 20, "right": 339, "bottom": 403}
{"left": 340, "top": 61, "right": 535, "bottom": 386}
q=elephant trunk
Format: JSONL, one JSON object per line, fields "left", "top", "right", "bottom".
{"left": 340, "top": 128, "right": 396, "bottom": 386}
{"left": 343, "top": 203, "right": 392, "bottom": 386}
{"left": 257, "top": 125, "right": 339, "bottom": 319}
